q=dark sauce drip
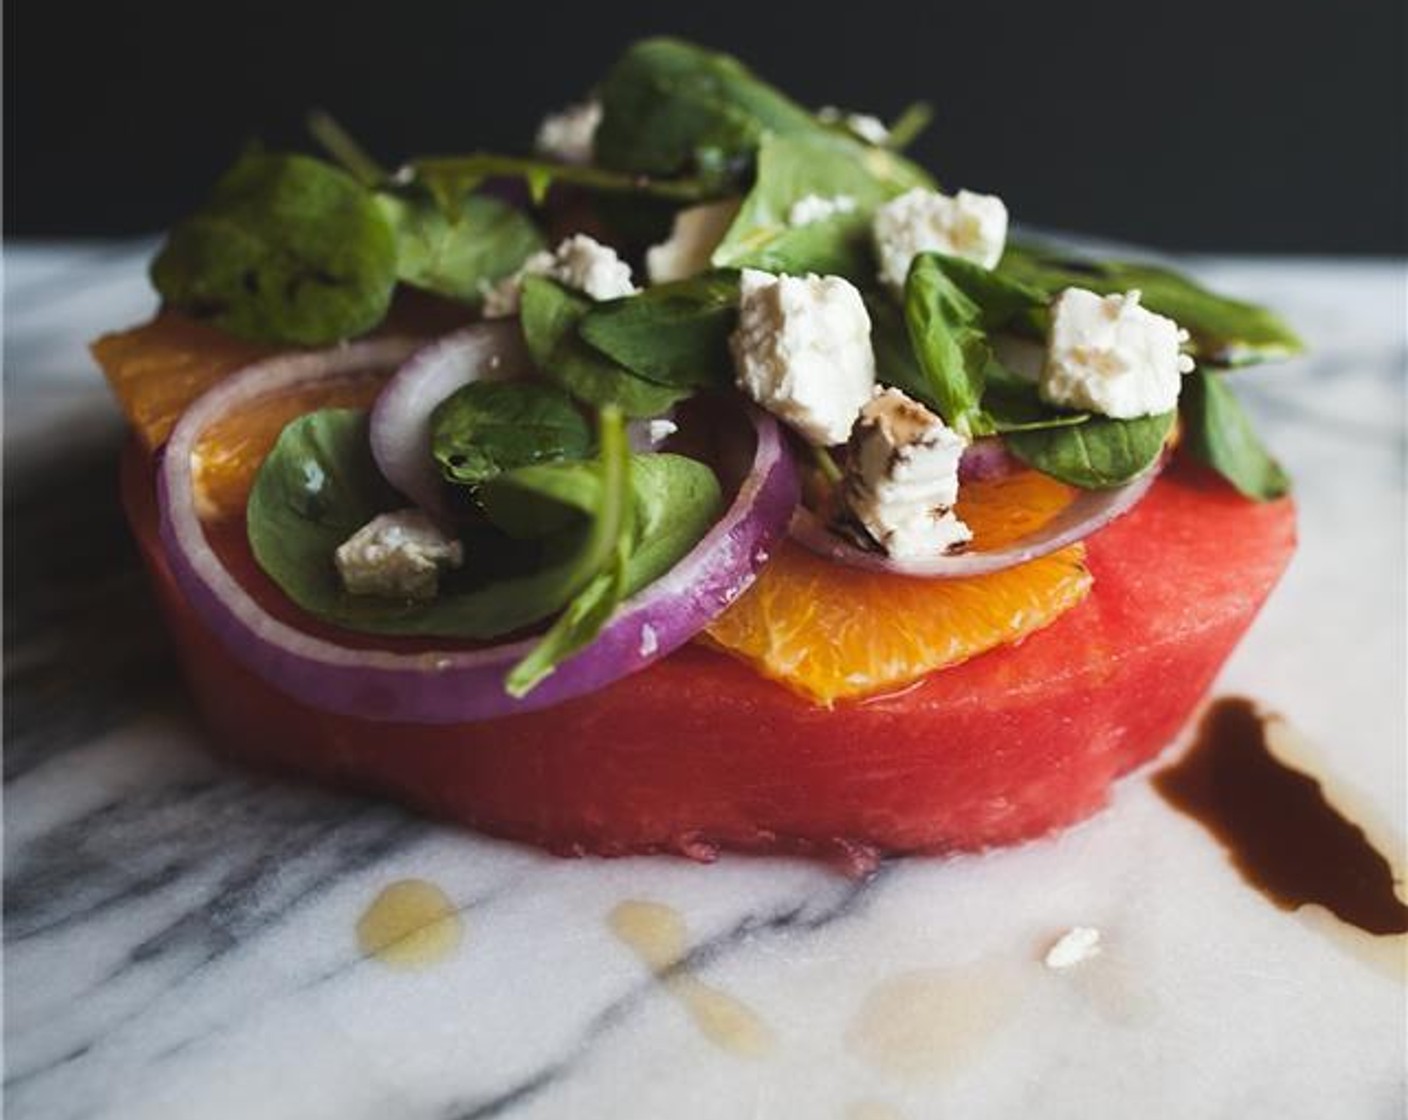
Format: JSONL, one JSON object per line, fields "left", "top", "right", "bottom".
{"left": 1155, "top": 697, "right": 1408, "bottom": 936}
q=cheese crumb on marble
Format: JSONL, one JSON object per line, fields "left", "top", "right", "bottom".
{"left": 1039, "top": 287, "right": 1195, "bottom": 419}
{"left": 335, "top": 510, "right": 464, "bottom": 601}
{"left": 534, "top": 100, "right": 602, "bottom": 166}
{"left": 645, "top": 199, "right": 742, "bottom": 284}
{"left": 872, "top": 187, "right": 1009, "bottom": 291}
{"left": 842, "top": 387, "right": 972, "bottom": 559}
{"left": 482, "top": 234, "right": 637, "bottom": 318}
{"left": 1043, "top": 926, "right": 1103, "bottom": 970}
{"left": 729, "top": 268, "right": 877, "bottom": 447}
{"left": 787, "top": 193, "right": 858, "bottom": 228}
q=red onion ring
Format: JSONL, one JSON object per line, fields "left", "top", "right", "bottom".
{"left": 959, "top": 437, "right": 1022, "bottom": 482}
{"left": 789, "top": 456, "right": 1165, "bottom": 578}
{"left": 158, "top": 343, "right": 799, "bottom": 724}
{"left": 369, "top": 323, "right": 531, "bottom": 516}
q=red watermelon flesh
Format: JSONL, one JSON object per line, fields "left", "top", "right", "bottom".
{"left": 123, "top": 443, "right": 1295, "bottom": 867}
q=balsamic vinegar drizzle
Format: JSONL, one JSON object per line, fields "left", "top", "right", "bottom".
{"left": 1155, "top": 698, "right": 1408, "bottom": 936}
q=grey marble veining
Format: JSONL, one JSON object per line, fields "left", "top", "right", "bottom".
{"left": 4, "top": 243, "right": 1405, "bottom": 1120}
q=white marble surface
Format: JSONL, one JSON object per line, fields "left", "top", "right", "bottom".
{"left": 4, "top": 243, "right": 1406, "bottom": 1120}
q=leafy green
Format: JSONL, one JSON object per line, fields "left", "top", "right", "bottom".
{"left": 519, "top": 276, "right": 689, "bottom": 417}
{"left": 504, "top": 413, "right": 724, "bottom": 695}
{"left": 578, "top": 271, "right": 739, "bottom": 389}
{"left": 711, "top": 131, "right": 933, "bottom": 279}
{"left": 923, "top": 254, "right": 1047, "bottom": 330}
{"left": 1181, "top": 368, "right": 1290, "bottom": 500}
{"left": 247, "top": 409, "right": 591, "bottom": 638}
{"left": 978, "top": 359, "right": 1089, "bottom": 433}
{"left": 883, "top": 102, "right": 933, "bottom": 150}
{"left": 1004, "top": 410, "right": 1176, "bottom": 489}
{"left": 430, "top": 381, "right": 592, "bottom": 487}
{"left": 902, "top": 254, "right": 995, "bottom": 438}
{"left": 376, "top": 190, "right": 543, "bottom": 304}
{"left": 866, "top": 293, "right": 931, "bottom": 405}
{"left": 594, "top": 37, "right": 819, "bottom": 183}
{"left": 248, "top": 408, "right": 721, "bottom": 664}
{"left": 151, "top": 152, "right": 398, "bottom": 345}
{"left": 997, "top": 242, "right": 1303, "bottom": 365}
{"left": 410, "top": 154, "right": 716, "bottom": 211}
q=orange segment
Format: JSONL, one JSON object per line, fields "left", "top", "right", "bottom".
{"left": 956, "top": 469, "right": 1078, "bottom": 549}
{"left": 704, "top": 539, "right": 1091, "bottom": 706}
{"left": 91, "top": 312, "right": 277, "bottom": 452}
{"left": 191, "top": 379, "right": 385, "bottom": 522}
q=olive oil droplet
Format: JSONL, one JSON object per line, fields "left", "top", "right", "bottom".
{"left": 609, "top": 899, "right": 776, "bottom": 1058}
{"left": 357, "top": 878, "right": 463, "bottom": 969}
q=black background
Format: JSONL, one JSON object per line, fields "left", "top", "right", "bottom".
{"left": 7, "top": 0, "right": 1405, "bottom": 253}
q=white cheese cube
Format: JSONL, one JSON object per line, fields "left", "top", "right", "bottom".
{"left": 534, "top": 100, "right": 602, "bottom": 166}
{"left": 481, "top": 234, "right": 636, "bottom": 319}
{"left": 335, "top": 510, "right": 464, "bottom": 602}
{"left": 873, "top": 187, "right": 1009, "bottom": 291}
{"left": 645, "top": 199, "right": 741, "bottom": 284}
{"left": 1039, "top": 287, "right": 1195, "bottom": 419}
{"left": 843, "top": 387, "right": 972, "bottom": 560}
{"left": 787, "top": 193, "right": 858, "bottom": 228}
{"left": 729, "top": 269, "right": 877, "bottom": 447}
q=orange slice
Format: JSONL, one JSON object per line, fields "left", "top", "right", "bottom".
{"left": 91, "top": 311, "right": 277, "bottom": 453}
{"left": 704, "top": 469, "right": 1092, "bottom": 705}
{"left": 957, "top": 468, "right": 1078, "bottom": 549}
{"left": 191, "top": 379, "right": 385, "bottom": 522}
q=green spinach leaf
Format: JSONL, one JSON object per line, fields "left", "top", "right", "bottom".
{"left": 578, "top": 271, "right": 740, "bottom": 389}
{"left": 519, "top": 276, "right": 689, "bottom": 417}
{"left": 504, "top": 415, "right": 724, "bottom": 695}
{"left": 924, "top": 253, "right": 1047, "bottom": 330}
{"left": 977, "top": 358, "right": 1088, "bottom": 433}
{"left": 249, "top": 408, "right": 721, "bottom": 660}
{"left": 152, "top": 152, "right": 398, "bottom": 346}
{"left": 997, "top": 242, "right": 1303, "bottom": 366}
{"left": 903, "top": 254, "right": 993, "bottom": 438}
{"left": 711, "top": 131, "right": 932, "bottom": 279}
{"left": 1004, "top": 410, "right": 1176, "bottom": 489}
{"left": 247, "top": 409, "right": 592, "bottom": 638}
{"left": 410, "top": 153, "right": 716, "bottom": 211}
{"left": 1181, "top": 368, "right": 1290, "bottom": 500}
{"left": 866, "top": 292, "right": 933, "bottom": 406}
{"left": 430, "top": 381, "right": 592, "bottom": 487}
{"left": 594, "top": 37, "right": 819, "bottom": 182}
{"left": 377, "top": 190, "right": 543, "bottom": 304}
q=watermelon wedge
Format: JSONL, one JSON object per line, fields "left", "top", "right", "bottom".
{"left": 122, "top": 443, "right": 1295, "bottom": 865}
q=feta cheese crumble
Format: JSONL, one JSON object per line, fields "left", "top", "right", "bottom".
{"left": 842, "top": 387, "right": 972, "bottom": 560}
{"left": 872, "top": 187, "right": 1009, "bottom": 291}
{"left": 644, "top": 199, "right": 741, "bottom": 284}
{"left": 787, "top": 193, "right": 858, "bottom": 228}
{"left": 1039, "top": 287, "right": 1195, "bottom": 419}
{"left": 335, "top": 510, "right": 464, "bottom": 602}
{"left": 1043, "top": 926, "right": 1103, "bottom": 970}
{"left": 482, "top": 234, "right": 637, "bottom": 319}
{"left": 534, "top": 100, "right": 602, "bottom": 166}
{"left": 729, "top": 268, "right": 877, "bottom": 447}
{"left": 818, "top": 106, "right": 890, "bottom": 145}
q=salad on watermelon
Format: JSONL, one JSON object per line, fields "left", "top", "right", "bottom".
{"left": 95, "top": 38, "right": 1299, "bottom": 866}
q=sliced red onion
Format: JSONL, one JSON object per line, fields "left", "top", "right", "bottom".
{"left": 158, "top": 348, "right": 799, "bottom": 724}
{"left": 959, "top": 437, "right": 1022, "bottom": 482}
{"left": 369, "top": 323, "right": 532, "bottom": 516}
{"left": 790, "top": 456, "right": 1165, "bottom": 578}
